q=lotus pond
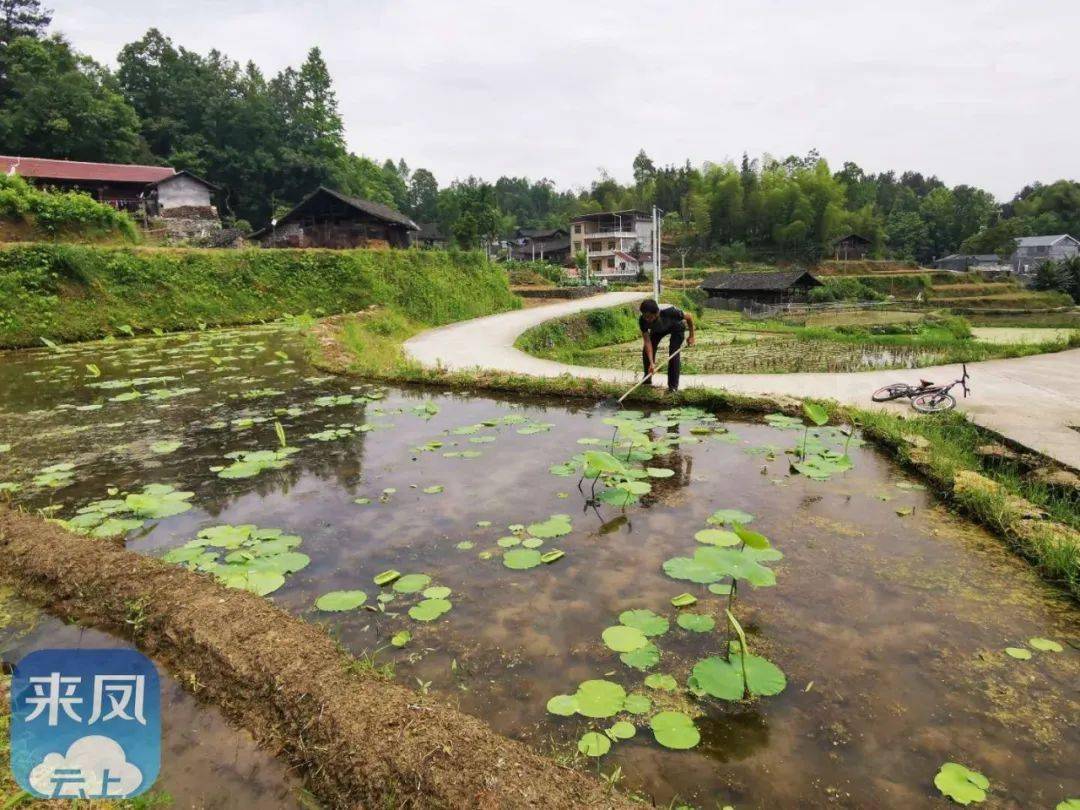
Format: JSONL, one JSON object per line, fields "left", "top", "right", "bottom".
{"left": 1, "top": 324, "right": 1077, "bottom": 808}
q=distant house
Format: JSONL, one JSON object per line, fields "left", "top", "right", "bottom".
{"left": 1011, "top": 234, "right": 1080, "bottom": 275}
{"left": 0, "top": 155, "right": 218, "bottom": 218}
{"left": 510, "top": 227, "right": 571, "bottom": 264}
{"left": 570, "top": 210, "right": 656, "bottom": 279}
{"left": 251, "top": 187, "right": 419, "bottom": 249}
{"left": 700, "top": 270, "right": 823, "bottom": 305}
{"left": 414, "top": 222, "right": 448, "bottom": 248}
{"left": 934, "top": 254, "right": 1004, "bottom": 272}
{"left": 832, "top": 233, "right": 872, "bottom": 260}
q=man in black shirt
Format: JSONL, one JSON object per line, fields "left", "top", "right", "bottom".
{"left": 639, "top": 299, "right": 695, "bottom": 392}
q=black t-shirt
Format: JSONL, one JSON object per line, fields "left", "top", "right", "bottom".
{"left": 639, "top": 306, "right": 685, "bottom": 338}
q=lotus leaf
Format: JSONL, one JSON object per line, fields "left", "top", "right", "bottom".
{"left": 645, "top": 467, "right": 675, "bottom": 478}
{"left": 540, "top": 550, "right": 565, "bottom": 564}
{"left": 354, "top": 497, "right": 371, "bottom": 505}
{"left": 622, "top": 693, "right": 651, "bottom": 714}
{"left": 664, "top": 547, "right": 777, "bottom": 588}
{"left": 316, "top": 590, "right": 368, "bottom": 611}
{"left": 803, "top": 402, "right": 829, "bottom": 426}
{"left": 91, "top": 518, "right": 145, "bottom": 538}
{"left": 602, "top": 625, "right": 649, "bottom": 653}
{"left": 409, "top": 598, "right": 452, "bottom": 622}
{"left": 694, "top": 529, "right": 740, "bottom": 547}
{"left": 1029, "top": 637, "right": 1063, "bottom": 652}
{"left": 546, "top": 694, "right": 578, "bottom": 716}
{"left": 574, "top": 680, "right": 626, "bottom": 718}
{"left": 394, "top": 574, "right": 432, "bottom": 593}
{"left": 619, "top": 642, "right": 660, "bottom": 671}
{"left": 124, "top": 486, "right": 194, "bottom": 519}
{"left": 708, "top": 509, "right": 755, "bottom": 526}
{"left": 422, "top": 586, "right": 452, "bottom": 599}
{"left": 1004, "top": 647, "right": 1031, "bottom": 660}
{"left": 501, "top": 546, "right": 545, "bottom": 569}
{"left": 732, "top": 523, "right": 770, "bottom": 550}
{"left": 1055, "top": 801, "right": 1080, "bottom": 810}
{"left": 677, "top": 613, "right": 715, "bottom": 633}
{"left": 670, "top": 593, "right": 697, "bottom": 607}
{"left": 374, "top": 570, "right": 401, "bottom": 586}
{"left": 455, "top": 541, "right": 474, "bottom": 551}
{"left": 220, "top": 568, "right": 285, "bottom": 596}
{"left": 608, "top": 721, "right": 636, "bottom": 740}
{"left": 522, "top": 537, "right": 543, "bottom": 549}
{"left": 934, "top": 762, "right": 989, "bottom": 805}
{"left": 644, "top": 674, "right": 677, "bottom": 692}
{"left": 391, "top": 631, "right": 411, "bottom": 647}
{"left": 150, "top": 440, "right": 182, "bottom": 454}
{"left": 650, "top": 711, "right": 699, "bottom": 750}
{"left": 497, "top": 536, "right": 521, "bottom": 548}
{"left": 527, "top": 514, "right": 573, "bottom": 538}
{"left": 577, "top": 732, "right": 610, "bottom": 757}
{"left": 618, "top": 609, "right": 669, "bottom": 637}
{"left": 423, "top": 485, "right": 444, "bottom": 494}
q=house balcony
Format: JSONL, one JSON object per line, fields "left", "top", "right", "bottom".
{"left": 581, "top": 230, "right": 638, "bottom": 240}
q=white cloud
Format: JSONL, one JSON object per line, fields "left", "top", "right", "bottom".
{"left": 47, "top": 0, "right": 1080, "bottom": 198}
{"left": 28, "top": 735, "right": 143, "bottom": 799}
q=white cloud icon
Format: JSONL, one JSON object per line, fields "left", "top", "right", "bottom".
{"left": 28, "top": 735, "right": 143, "bottom": 798}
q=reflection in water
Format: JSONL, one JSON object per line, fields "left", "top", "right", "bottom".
{"left": 1, "top": 325, "right": 1078, "bottom": 809}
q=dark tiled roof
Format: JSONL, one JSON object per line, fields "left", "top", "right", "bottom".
{"left": 1015, "top": 234, "right": 1077, "bottom": 248}
{"left": 833, "top": 233, "right": 872, "bottom": 244}
{"left": 517, "top": 227, "right": 568, "bottom": 239}
{"left": 701, "top": 270, "right": 822, "bottom": 292}
{"left": 416, "top": 222, "right": 446, "bottom": 240}
{"left": 252, "top": 186, "right": 419, "bottom": 238}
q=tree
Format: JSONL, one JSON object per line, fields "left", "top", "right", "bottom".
{"left": 0, "top": 0, "right": 50, "bottom": 45}
{"left": 0, "top": 36, "right": 146, "bottom": 162}
{"left": 407, "top": 168, "right": 439, "bottom": 222}
{"left": 632, "top": 149, "right": 656, "bottom": 187}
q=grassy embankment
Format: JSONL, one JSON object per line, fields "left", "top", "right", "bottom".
{"left": 515, "top": 304, "right": 1080, "bottom": 374}
{"left": 314, "top": 306, "right": 1078, "bottom": 599}
{"left": 0, "top": 243, "right": 519, "bottom": 349}
{"left": 0, "top": 174, "right": 139, "bottom": 244}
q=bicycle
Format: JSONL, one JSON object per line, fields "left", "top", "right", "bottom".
{"left": 871, "top": 364, "right": 971, "bottom": 413}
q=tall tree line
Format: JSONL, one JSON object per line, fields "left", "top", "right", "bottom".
{"left": 1, "top": 0, "right": 1078, "bottom": 258}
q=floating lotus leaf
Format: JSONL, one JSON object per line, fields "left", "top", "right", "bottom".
{"left": 476, "top": 520, "right": 492, "bottom": 527}
{"left": 764, "top": 413, "right": 803, "bottom": 430}
{"left": 689, "top": 656, "right": 744, "bottom": 700}
{"left": 354, "top": 497, "right": 371, "bottom": 505}
{"left": 644, "top": 674, "right": 677, "bottom": 692}
{"left": 91, "top": 518, "right": 145, "bottom": 538}
{"left": 650, "top": 711, "right": 699, "bottom": 750}
{"left": 394, "top": 574, "right": 432, "bottom": 593}
{"left": 645, "top": 467, "right": 675, "bottom": 478}
{"left": 694, "top": 529, "right": 740, "bottom": 547}
{"left": 622, "top": 693, "right": 651, "bottom": 714}
{"left": 124, "top": 486, "right": 195, "bottom": 519}
{"left": 527, "top": 514, "right": 573, "bottom": 538}
{"left": 503, "top": 548, "right": 543, "bottom": 570}
{"left": 574, "top": 679, "right": 626, "bottom": 718}
{"left": 549, "top": 462, "right": 577, "bottom": 477}
{"left": 670, "top": 593, "right": 697, "bottom": 607}
{"left": 522, "top": 537, "right": 543, "bottom": 549}
{"left": 677, "top": 613, "right": 715, "bottom": 633}
{"left": 618, "top": 609, "right": 669, "bottom": 637}
{"left": 664, "top": 547, "right": 777, "bottom": 588}
{"left": 619, "top": 642, "right": 659, "bottom": 671}
{"left": 708, "top": 509, "right": 755, "bottom": 526}
{"left": 597, "top": 488, "right": 638, "bottom": 507}
{"left": 422, "top": 586, "right": 451, "bottom": 599}
{"left": 455, "top": 541, "right": 474, "bottom": 551}
{"left": 934, "top": 762, "right": 989, "bottom": 805}
{"left": 373, "top": 570, "right": 401, "bottom": 586}
{"left": 252, "top": 551, "right": 310, "bottom": 574}
{"left": 603, "top": 625, "right": 649, "bottom": 653}
{"left": 1029, "top": 637, "right": 1063, "bottom": 652}
{"left": 732, "top": 523, "right": 770, "bottom": 550}
{"left": 422, "top": 485, "right": 444, "bottom": 494}
{"left": 540, "top": 550, "right": 565, "bottom": 564}
{"left": 391, "top": 630, "right": 411, "bottom": 647}
{"left": 497, "top": 536, "right": 521, "bottom": 548}
{"left": 608, "top": 721, "right": 636, "bottom": 740}
{"left": 220, "top": 568, "right": 285, "bottom": 596}
{"left": 315, "top": 590, "right": 368, "bottom": 611}
{"left": 577, "top": 732, "right": 610, "bottom": 757}
{"left": 150, "top": 440, "right": 182, "bottom": 454}
{"left": 618, "top": 480, "right": 652, "bottom": 496}
{"left": 546, "top": 694, "right": 578, "bottom": 716}
{"left": 1004, "top": 647, "right": 1031, "bottom": 660}
{"left": 1055, "top": 801, "right": 1080, "bottom": 810}
{"left": 409, "top": 598, "right": 452, "bottom": 622}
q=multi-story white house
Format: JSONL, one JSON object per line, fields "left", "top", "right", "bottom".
{"left": 569, "top": 210, "right": 656, "bottom": 280}
{"left": 1011, "top": 234, "right": 1079, "bottom": 275}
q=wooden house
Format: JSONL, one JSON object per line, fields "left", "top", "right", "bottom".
{"left": 700, "top": 269, "right": 823, "bottom": 305}
{"left": 832, "top": 233, "right": 872, "bottom": 260}
{"left": 251, "top": 187, "right": 419, "bottom": 249}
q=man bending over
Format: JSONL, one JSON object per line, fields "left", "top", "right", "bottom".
{"left": 639, "top": 299, "right": 695, "bottom": 393}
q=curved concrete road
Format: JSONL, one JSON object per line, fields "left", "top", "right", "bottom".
{"left": 405, "top": 292, "right": 1080, "bottom": 469}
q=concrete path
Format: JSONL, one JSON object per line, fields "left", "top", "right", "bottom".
{"left": 405, "top": 293, "right": 1080, "bottom": 469}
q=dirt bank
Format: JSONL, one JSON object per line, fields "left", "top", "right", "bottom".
{"left": 0, "top": 508, "right": 633, "bottom": 809}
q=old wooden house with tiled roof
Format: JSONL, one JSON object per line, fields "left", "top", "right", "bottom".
{"left": 251, "top": 187, "right": 419, "bottom": 249}
{"left": 700, "top": 269, "right": 823, "bottom": 304}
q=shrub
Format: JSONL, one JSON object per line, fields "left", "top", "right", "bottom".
{"left": 809, "top": 278, "right": 886, "bottom": 303}
{"left": 0, "top": 175, "right": 138, "bottom": 242}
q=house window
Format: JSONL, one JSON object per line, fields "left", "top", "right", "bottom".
{"left": 607, "top": 241, "right": 615, "bottom": 250}
{"left": 607, "top": 257, "right": 615, "bottom": 268}
{"left": 573, "top": 224, "right": 582, "bottom": 233}
{"left": 573, "top": 241, "right": 581, "bottom": 252}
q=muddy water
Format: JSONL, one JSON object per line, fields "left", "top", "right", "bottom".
{"left": 1, "top": 325, "right": 1077, "bottom": 809}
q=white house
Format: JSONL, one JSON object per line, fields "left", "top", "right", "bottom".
{"left": 1011, "top": 234, "right": 1079, "bottom": 274}
{"left": 570, "top": 210, "right": 656, "bottom": 280}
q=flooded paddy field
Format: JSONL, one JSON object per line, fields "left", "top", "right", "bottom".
{"left": 1, "top": 325, "right": 1077, "bottom": 808}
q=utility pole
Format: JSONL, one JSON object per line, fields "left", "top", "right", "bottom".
{"left": 652, "top": 206, "right": 662, "bottom": 301}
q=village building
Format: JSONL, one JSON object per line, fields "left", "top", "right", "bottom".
{"left": 0, "top": 155, "right": 221, "bottom": 240}
{"left": 832, "top": 233, "right": 872, "bottom": 260}
{"left": 700, "top": 269, "right": 823, "bottom": 306}
{"left": 570, "top": 210, "right": 656, "bottom": 279}
{"left": 1010, "top": 234, "right": 1079, "bottom": 275}
{"left": 934, "top": 253, "right": 1005, "bottom": 272}
{"left": 414, "top": 222, "right": 448, "bottom": 249}
{"left": 250, "top": 186, "right": 418, "bottom": 249}
{"left": 509, "top": 227, "right": 571, "bottom": 264}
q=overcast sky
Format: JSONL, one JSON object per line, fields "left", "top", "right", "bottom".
{"left": 49, "top": 0, "right": 1079, "bottom": 200}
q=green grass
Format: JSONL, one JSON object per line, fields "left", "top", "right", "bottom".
{"left": 0, "top": 243, "right": 520, "bottom": 347}
{"left": 0, "top": 174, "right": 139, "bottom": 244}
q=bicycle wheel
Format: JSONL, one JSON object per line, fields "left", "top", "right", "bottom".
{"left": 912, "top": 392, "right": 956, "bottom": 413}
{"left": 871, "top": 384, "right": 912, "bottom": 402}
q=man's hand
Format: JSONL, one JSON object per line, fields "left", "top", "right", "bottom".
{"left": 687, "top": 334, "right": 696, "bottom": 347}
{"left": 647, "top": 363, "right": 657, "bottom": 377}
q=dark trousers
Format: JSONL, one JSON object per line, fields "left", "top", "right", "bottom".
{"left": 642, "top": 330, "right": 684, "bottom": 390}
